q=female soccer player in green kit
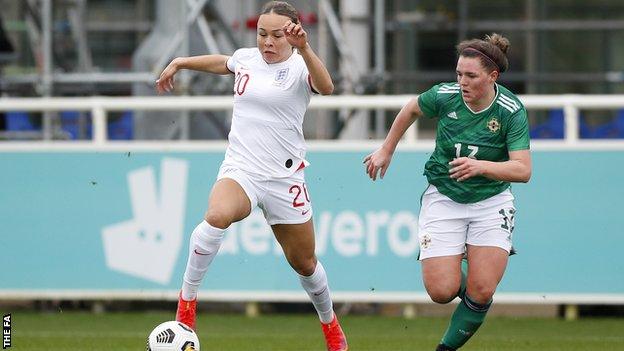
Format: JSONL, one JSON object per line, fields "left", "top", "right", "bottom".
{"left": 364, "top": 33, "right": 531, "bottom": 350}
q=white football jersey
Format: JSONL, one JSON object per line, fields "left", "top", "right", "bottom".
{"left": 224, "top": 47, "right": 315, "bottom": 178}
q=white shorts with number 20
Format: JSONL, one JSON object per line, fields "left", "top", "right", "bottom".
{"left": 217, "top": 165, "right": 313, "bottom": 225}
{"left": 418, "top": 184, "right": 516, "bottom": 260}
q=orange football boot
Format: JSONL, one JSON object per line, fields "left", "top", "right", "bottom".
{"left": 175, "top": 292, "right": 197, "bottom": 330}
{"left": 321, "top": 314, "right": 348, "bottom": 351}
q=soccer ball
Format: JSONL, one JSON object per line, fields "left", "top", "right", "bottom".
{"left": 147, "top": 321, "right": 200, "bottom": 351}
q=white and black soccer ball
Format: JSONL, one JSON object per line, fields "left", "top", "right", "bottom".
{"left": 147, "top": 321, "right": 200, "bottom": 351}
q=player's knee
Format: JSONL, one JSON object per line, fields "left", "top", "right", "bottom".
{"left": 429, "top": 293, "right": 456, "bottom": 304}
{"left": 287, "top": 255, "right": 316, "bottom": 276}
{"left": 205, "top": 210, "right": 232, "bottom": 229}
{"left": 426, "top": 284, "right": 459, "bottom": 304}
{"left": 467, "top": 283, "right": 496, "bottom": 304}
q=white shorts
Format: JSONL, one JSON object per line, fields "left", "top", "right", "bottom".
{"left": 418, "top": 185, "right": 516, "bottom": 260}
{"left": 217, "top": 165, "right": 313, "bottom": 225}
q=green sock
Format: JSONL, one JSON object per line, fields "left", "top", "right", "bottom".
{"left": 458, "top": 259, "right": 468, "bottom": 300}
{"left": 440, "top": 295, "right": 491, "bottom": 349}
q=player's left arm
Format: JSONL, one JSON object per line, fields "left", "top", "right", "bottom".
{"left": 283, "top": 20, "right": 334, "bottom": 95}
{"left": 450, "top": 150, "right": 531, "bottom": 182}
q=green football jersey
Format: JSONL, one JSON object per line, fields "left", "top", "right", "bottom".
{"left": 417, "top": 82, "right": 530, "bottom": 204}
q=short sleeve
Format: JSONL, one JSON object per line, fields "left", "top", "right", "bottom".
{"left": 226, "top": 49, "right": 242, "bottom": 73}
{"left": 506, "top": 109, "right": 531, "bottom": 151}
{"left": 417, "top": 84, "right": 441, "bottom": 119}
{"left": 306, "top": 74, "right": 319, "bottom": 94}
{"left": 296, "top": 63, "right": 318, "bottom": 95}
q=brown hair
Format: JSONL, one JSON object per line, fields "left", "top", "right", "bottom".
{"left": 260, "top": 1, "right": 299, "bottom": 24}
{"left": 456, "top": 33, "right": 510, "bottom": 73}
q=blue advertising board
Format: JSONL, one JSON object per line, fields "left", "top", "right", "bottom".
{"left": 1, "top": 149, "right": 623, "bottom": 297}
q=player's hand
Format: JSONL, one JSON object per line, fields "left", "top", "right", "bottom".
{"left": 283, "top": 20, "right": 308, "bottom": 49}
{"left": 363, "top": 148, "right": 393, "bottom": 181}
{"left": 449, "top": 157, "right": 485, "bottom": 181}
{"left": 155, "top": 58, "right": 180, "bottom": 94}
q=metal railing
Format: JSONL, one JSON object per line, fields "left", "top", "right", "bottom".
{"left": 1, "top": 94, "right": 624, "bottom": 145}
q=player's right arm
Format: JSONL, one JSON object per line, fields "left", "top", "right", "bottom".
{"left": 156, "top": 55, "right": 231, "bottom": 94}
{"left": 364, "top": 96, "right": 423, "bottom": 180}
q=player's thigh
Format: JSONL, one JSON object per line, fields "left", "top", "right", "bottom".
{"left": 206, "top": 178, "right": 252, "bottom": 224}
{"left": 421, "top": 254, "right": 463, "bottom": 302}
{"left": 264, "top": 171, "right": 316, "bottom": 273}
{"left": 465, "top": 245, "right": 508, "bottom": 303}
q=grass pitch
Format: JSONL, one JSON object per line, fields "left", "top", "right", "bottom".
{"left": 12, "top": 311, "right": 624, "bottom": 350}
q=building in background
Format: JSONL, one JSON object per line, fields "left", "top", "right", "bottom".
{"left": 1, "top": 0, "right": 623, "bottom": 140}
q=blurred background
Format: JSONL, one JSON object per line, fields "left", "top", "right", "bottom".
{"left": 2, "top": 0, "right": 624, "bottom": 141}
{"left": 1, "top": 1, "right": 623, "bottom": 350}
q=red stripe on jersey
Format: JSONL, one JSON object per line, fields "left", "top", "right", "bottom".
{"left": 297, "top": 161, "right": 306, "bottom": 171}
{"left": 308, "top": 74, "right": 319, "bottom": 94}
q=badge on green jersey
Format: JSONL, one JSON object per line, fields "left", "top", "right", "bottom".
{"left": 487, "top": 117, "right": 500, "bottom": 133}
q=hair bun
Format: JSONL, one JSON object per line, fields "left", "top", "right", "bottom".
{"left": 485, "top": 33, "right": 510, "bottom": 55}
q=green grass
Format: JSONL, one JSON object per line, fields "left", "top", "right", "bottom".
{"left": 11, "top": 311, "right": 624, "bottom": 350}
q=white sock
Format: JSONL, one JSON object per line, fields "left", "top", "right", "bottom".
{"left": 181, "top": 220, "right": 225, "bottom": 301}
{"left": 299, "top": 261, "right": 334, "bottom": 324}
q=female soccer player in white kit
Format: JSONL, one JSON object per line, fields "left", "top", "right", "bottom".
{"left": 155, "top": 2, "right": 347, "bottom": 350}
